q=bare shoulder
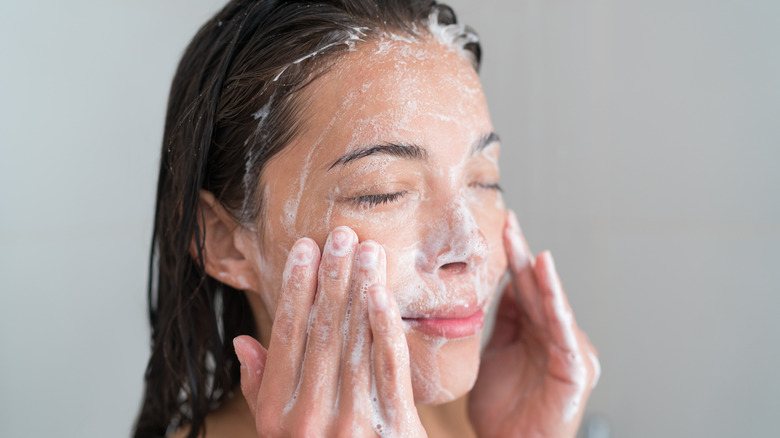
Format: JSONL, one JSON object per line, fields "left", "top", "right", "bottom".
{"left": 167, "top": 394, "right": 256, "bottom": 438}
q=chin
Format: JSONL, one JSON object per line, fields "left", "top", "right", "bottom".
{"left": 406, "top": 328, "right": 483, "bottom": 405}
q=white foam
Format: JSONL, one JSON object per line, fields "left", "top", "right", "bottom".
{"left": 426, "top": 9, "right": 479, "bottom": 66}
{"left": 589, "top": 351, "right": 601, "bottom": 389}
{"left": 252, "top": 95, "right": 273, "bottom": 121}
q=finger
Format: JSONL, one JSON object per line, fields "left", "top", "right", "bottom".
{"left": 339, "top": 241, "right": 385, "bottom": 418}
{"left": 299, "top": 226, "right": 358, "bottom": 406}
{"left": 234, "top": 335, "right": 268, "bottom": 414}
{"left": 503, "top": 210, "right": 544, "bottom": 326}
{"left": 535, "top": 251, "right": 578, "bottom": 352}
{"left": 535, "top": 251, "right": 589, "bottom": 422}
{"left": 262, "top": 237, "right": 319, "bottom": 403}
{"left": 368, "top": 284, "right": 416, "bottom": 422}
{"left": 573, "top": 321, "right": 601, "bottom": 390}
{"left": 587, "top": 343, "right": 601, "bottom": 390}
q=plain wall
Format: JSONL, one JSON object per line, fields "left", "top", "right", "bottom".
{"left": 1, "top": 1, "right": 778, "bottom": 436}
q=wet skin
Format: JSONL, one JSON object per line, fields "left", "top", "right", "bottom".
{"left": 201, "top": 36, "right": 599, "bottom": 437}
{"left": 248, "top": 37, "right": 507, "bottom": 405}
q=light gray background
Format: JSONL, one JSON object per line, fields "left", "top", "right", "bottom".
{"left": 1, "top": 1, "right": 778, "bottom": 437}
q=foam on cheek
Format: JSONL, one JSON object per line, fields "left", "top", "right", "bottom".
{"left": 391, "top": 196, "right": 491, "bottom": 317}
{"left": 387, "top": 198, "right": 497, "bottom": 404}
{"left": 408, "top": 336, "right": 453, "bottom": 404}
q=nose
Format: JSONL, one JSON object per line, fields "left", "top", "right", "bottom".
{"left": 416, "top": 199, "right": 489, "bottom": 275}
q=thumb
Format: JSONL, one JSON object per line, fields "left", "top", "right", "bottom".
{"left": 233, "top": 335, "right": 268, "bottom": 413}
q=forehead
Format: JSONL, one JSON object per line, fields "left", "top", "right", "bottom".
{"left": 295, "top": 37, "right": 493, "bottom": 156}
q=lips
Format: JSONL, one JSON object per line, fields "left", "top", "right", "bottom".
{"left": 403, "top": 308, "right": 485, "bottom": 339}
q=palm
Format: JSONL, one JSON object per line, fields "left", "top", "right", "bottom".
{"left": 468, "top": 213, "right": 598, "bottom": 438}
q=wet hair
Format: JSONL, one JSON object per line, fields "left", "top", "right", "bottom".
{"left": 133, "top": 1, "right": 481, "bottom": 437}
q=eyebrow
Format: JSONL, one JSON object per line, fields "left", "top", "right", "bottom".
{"left": 327, "top": 143, "right": 428, "bottom": 170}
{"left": 326, "top": 131, "right": 500, "bottom": 171}
{"left": 473, "top": 132, "right": 500, "bottom": 155}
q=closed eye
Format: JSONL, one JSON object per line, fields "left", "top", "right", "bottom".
{"left": 471, "top": 182, "right": 503, "bottom": 191}
{"left": 350, "top": 191, "right": 408, "bottom": 208}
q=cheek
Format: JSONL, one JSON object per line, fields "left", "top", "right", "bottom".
{"left": 481, "top": 208, "right": 508, "bottom": 272}
{"left": 467, "top": 189, "right": 507, "bottom": 273}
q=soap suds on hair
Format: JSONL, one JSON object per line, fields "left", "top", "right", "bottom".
{"left": 272, "top": 27, "right": 368, "bottom": 82}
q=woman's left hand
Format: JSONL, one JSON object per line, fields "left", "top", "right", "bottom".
{"left": 468, "top": 210, "right": 600, "bottom": 438}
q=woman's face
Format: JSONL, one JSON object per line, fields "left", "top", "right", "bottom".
{"left": 250, "top": 37, "right": 507, "bottom": 404}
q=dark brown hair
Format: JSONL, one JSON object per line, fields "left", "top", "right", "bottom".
{"left": 133, "top": 1, "right": 481, "bottom": 437}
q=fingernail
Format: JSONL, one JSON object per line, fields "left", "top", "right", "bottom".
{"left": 327, "top": 226, "right": 354, "bottom": 256}
{"left": 291, "top": 238, "right": 315, "bottom": 265}
{"left": 359, "top": 241, "right": 379, "bottom": 269}
{"left": 541, "top": 251, "right": 555, "bottom": 272}
{"left": 368, "top": 284, "right": 388, "bottom": 311}
{"left": 541, "top": 251, "right": 562, "bottom": 292}
{"left": 541, "top": 251, "right": 560, "bottom": 292}
{"left": 233, "top": 336, "right": 248, "bottom": 366}
{"left": 507, "top": 210, "right": 521, "bottom": 233}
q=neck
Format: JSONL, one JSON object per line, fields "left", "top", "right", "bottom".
{"left": 417, "top": 396, "right": 477, "bottom": 438}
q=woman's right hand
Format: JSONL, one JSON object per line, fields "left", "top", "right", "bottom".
{"left": 233, "top": 226, "right": 427, "bottom": 437}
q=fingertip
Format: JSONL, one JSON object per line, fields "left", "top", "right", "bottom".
{"left": 326, "top": 225, "right": 358, "bottom": 256}
{"left": 370, "top": 240, "right": 387, "bottom": 262}
{"left": 376, "top": 242, "right": 388, "bottom": 285}
{"left": 503, "top": 210, "right": 516, "bottom": 243}
{"left": 283, "top": 238, "right": 320, "bottom": 290}
{"left": 535, "top": 251, "right": 556, "bottom": 282}
{"left": 538, "top": 250, "right": 554, "bottom": 268}
{"left": 506, "top": 209, "right": 520, "bottom": 232}
{"left": 332, "top": 224, "right": 358, "bottom": 238}
{"left": 504, "top": 216, "right": 533, "bottom": 274}
{"left": 356, "top": 241, "right": 388, "bottom": 294}
{"left": 293, "top": 237, "right": 320, "bottom": 263}
{"left": 536, "top": 252, "right": 567, "bottom": 306}
{"left": 233, "top": 335, "right": 267, "bottom": 368}
{"left": 358, "top": 240, "right": 380, "bottom": 270}
{"left": 234, "top": 336, "right": 261, "bottom": 412}
{"left": 233, "top": 335, "right": 250, "bottom": 367}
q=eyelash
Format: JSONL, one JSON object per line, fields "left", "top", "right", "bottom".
{"left": 350, "top": 183, "right": 501, "bottom": 208}
{"left": 351, "top": 191, "right": 408, "bottom": 207}
{"left": 472, "top": 182, "right": 503, "bottom": 192}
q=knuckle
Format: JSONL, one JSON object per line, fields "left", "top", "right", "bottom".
{"left": 283, "top": 264, "right": 311, "bottom": 289}
{"left": 380, "top": 361, "right": 398, "bottom": 381}
{"left": 272, "top": 315, "right": 294, "bottom": 341}
{"left": 308, "top": 317, "right": 336, "bottom": 345}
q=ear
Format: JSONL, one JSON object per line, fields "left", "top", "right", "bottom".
{"left": 191, "top": 190, "right": 261, "bottom": 292}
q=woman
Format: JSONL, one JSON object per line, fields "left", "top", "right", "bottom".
{"left": 133, "top": 0, "right": 599, "bottom": 436}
